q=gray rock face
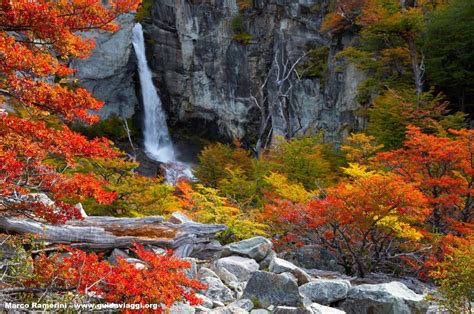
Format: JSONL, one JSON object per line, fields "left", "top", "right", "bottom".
{"left": 299, "top": 279, "right": 351, "bottom": 304}
{"left": 228, "top": 299, "right": 254, "bottom": 311}
{"left": 242, "top": 271, "right": 304, "bottom": 308}
{"left": 214, "top": 256, "right": 260, "bottom": 282}
{"left": 273, "top": 307, "right": 312, "bottom": 314}
{"left": 340, "top": 282, "right": 428, "bottom": 314}
{"left": 72, "top": 13, "right": 138, "bottom": 120}
{"left": 144, "top": 0, "right": 365, "bottom": 143}
{"left": 200, "top": 277, "right": 235, "bottom": 303}
{"left": 307, "top": 303, "right": 345, "bottom": 314}
{"left": 222, "top": 237, "right": 273, "bottom": 261}
{"left": 269, "top": 257, "right": 312, "bottom": 285}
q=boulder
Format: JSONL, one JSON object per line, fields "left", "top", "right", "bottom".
{"left": 242, "top": 271, "right": 304, "bottom": 308}
{"left": 199, "top": 267, "right": 219, "bottom": 279}
{"left": 258, "top": 250, "right": 276, "bottom": 269}
{"left": 200, "top": 277, "right": 235, "bottom": 303}
{"left": 169, "top": 303, "right": 196, "bottom": 313}
{"left": 228, "top": 299, "right": 254, "bottom": 311}
{"left": 196, "top": 294, "right": 214, "bottom": 309}
{"left": 222, "top": 237, "right": 273, "bottom": 261}
{"left": 340, "top": 281, "right": 428, "bottom": 314}
{"left": 215, "top": 266, "right": 239, "bottom": 284}
{"left": 299, "top": 279, "right": 351, "bottom": 304}
{"left": 214, "top": 256, "right": 259, "bottom": 282}
{"left": 249, "top": 310, "right": 269, "bottom": 314}
{"left": 269, "top": 258, "right": 312, "bottom": 285}
{"left": 108, "top": 248, "right": 130, "bottom": 265}
{"left": 273, "top": 306, "right": 312, "bottom": 314}
{"left": 183, "top": 258, "right": 198, "bottom": 279}
{"left": 307, "top": 303, "right": 346, "bottom": 314}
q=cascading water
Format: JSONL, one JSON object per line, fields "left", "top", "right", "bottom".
{"left": 132, "top": 23, "right": 193, "bottom": 183}
{"left": 132, "top": 23, "right": 175, "bottom": 163}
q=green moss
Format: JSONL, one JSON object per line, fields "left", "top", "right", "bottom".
{"left": 297, "top": 47, "right": 330, "bottom": 80}
{"left": 135, "top": 0, "right": 152, "bottom": 22}
{"left": 72, "top": 115, "right": 137, "bottom": 142}
{"left": 230, "top": 14, "right": 253, "bottom": 45}
{"left": 231, "top": 14, "right": 245, "bottom": 34}
{"left": 233, "top": 33, "right": 253, "bottom": 45}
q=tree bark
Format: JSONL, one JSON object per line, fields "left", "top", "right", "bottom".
{"left": 0, "top": 216, "right": 226, "bottom": 256}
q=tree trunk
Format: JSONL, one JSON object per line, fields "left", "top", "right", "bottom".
{"left": 0, "top": 216, "right": 226, "bottom": 257}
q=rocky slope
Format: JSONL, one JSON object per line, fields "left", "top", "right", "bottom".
{"left": 75, "top": 0, "right": 366, "bottom": 145}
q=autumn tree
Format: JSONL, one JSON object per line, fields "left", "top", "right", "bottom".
{"left": 376, "top": 126, "right": 474, "bottom": 235}
{"left": 428, "top": 236, "right": 474, "bottom": 313}
{"left": 266, "top": 165, "right": 431, "bottom": 277}
{"left": 0, "top": 0, "right": 140, "bottom": 223}
{"left": 366, "top": 89, "right": 466, "bottom": 149}
{"left": 177, "top": 182, "right": 266, "bottom": 242}
{"left": 69, "top": 155, "right": 180, "bottom": 217}
{"left": 264, "top": 133, "right": 343, "bottom": 190}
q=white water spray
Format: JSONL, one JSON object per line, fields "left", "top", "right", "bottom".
{"left": 132, "top": 23, "right": 175, "bottom": 163}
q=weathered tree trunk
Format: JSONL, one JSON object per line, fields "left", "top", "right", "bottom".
{"left": 0, "top": 216, "right": 226, "bottom": 257}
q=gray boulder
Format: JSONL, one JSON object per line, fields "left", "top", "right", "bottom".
{"left": 258, "top": 250, "right": 276, "bottom": 269}
{"left": 199, "top": 267, "right": 219, "bottom": 279}
{"left": 196, "top": 294, "right": 214, "bottom": 309}
{"left": 249, "top": 310, "right": 269, "bottom": 314}
{"left": 200, "top": 277, "right": 235, "bottom": 303}
{"left": 228, "top": 299, "right": 254, "bottom": 311}
{"left": 340, "top": 281, "right": 428, "bottom": 314}
{"left": 169, "top": 303, "right": 196, "bottom": 313}
{"left": 273, "top": 306, "right": 312, "bottom": 314}
{"left": 222, "top": 237, "right": 273, "bottom": 261}
{"left": 269, "top": 258, "right": 312, "bottom": 285}
{"left": 214, "top": 256, "right": 259, "bottom": 282}
{"left": 307, "top": 303, "right": 346, "bottom": 314}
{"left": 108, "top": 248, "right": 130, "bottom": 265}
{"left": 242, "top": 271, "right": 304, "bottom": 308}
{"left": 299, "top": 279, "right": 351, "bottom": 304}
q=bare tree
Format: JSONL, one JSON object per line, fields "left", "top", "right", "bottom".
{"left": 251, "top": 47, "right": 308, "bottom": 158}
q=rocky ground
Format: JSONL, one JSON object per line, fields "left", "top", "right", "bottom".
{"left": 0, "top": 209, "right": 441, "bottom": 314}
{"left": 111, "top": 213, "right": 436, "bottom": 314}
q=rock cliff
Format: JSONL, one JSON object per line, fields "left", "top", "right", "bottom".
{"left": 72, "top": 13, "right": 138, "bottom": 120}
{"left": 143, "top": 0, "right": 366, "bottom": 143}
{"left": 74, "top": 1, "right": 367, "bottom": 145}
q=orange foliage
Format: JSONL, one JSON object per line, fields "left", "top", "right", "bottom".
{"left": 0, "top": 0, "right": 140, "bottom": 222}
{"left": 376, "top": 126, "right": 474, "bottom": 235}
{"left": 266, "top": 171, "right": 431, "bottom": 277}
{"left": 27, "top": 243, "right": 206, "bottom": 312}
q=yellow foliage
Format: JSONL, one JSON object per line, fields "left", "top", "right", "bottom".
{"left": 342, "top": 163, "right": 377, "bottom": 178}
{"left": 375, "top": 215, "right": 424, "bottom": 241}
{"left": 179, "top": 183, "right": 267, "bottom": 242}
{"left": 342, "top": 133, "right": 384, "bottom": 164}
{"left": 264, "top": 173, "right": 313, "bottom": 203}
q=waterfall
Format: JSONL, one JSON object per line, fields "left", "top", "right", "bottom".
{"left": 132, "top": 23, "right": 175, "bottom": 163}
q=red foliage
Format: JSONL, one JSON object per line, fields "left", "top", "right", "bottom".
{"left": 265, "top": 172, "right": 431, "bottom": 277}
{"left": 0, "top": 0, "right": 140, "bottom": 222}
{"left": 27, "top": 244, "right": 206, "bottom": 312}
{"left": 375, "top": 126, "right": 474, "bottom": 235}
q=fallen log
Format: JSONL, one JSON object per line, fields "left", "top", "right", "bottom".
{"left": 0, "top": 216, "right": 226, "bottom": 257}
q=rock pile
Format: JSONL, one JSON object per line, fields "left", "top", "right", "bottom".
{"left": 172, "top": 235, "right": 429, "bottom": 314}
